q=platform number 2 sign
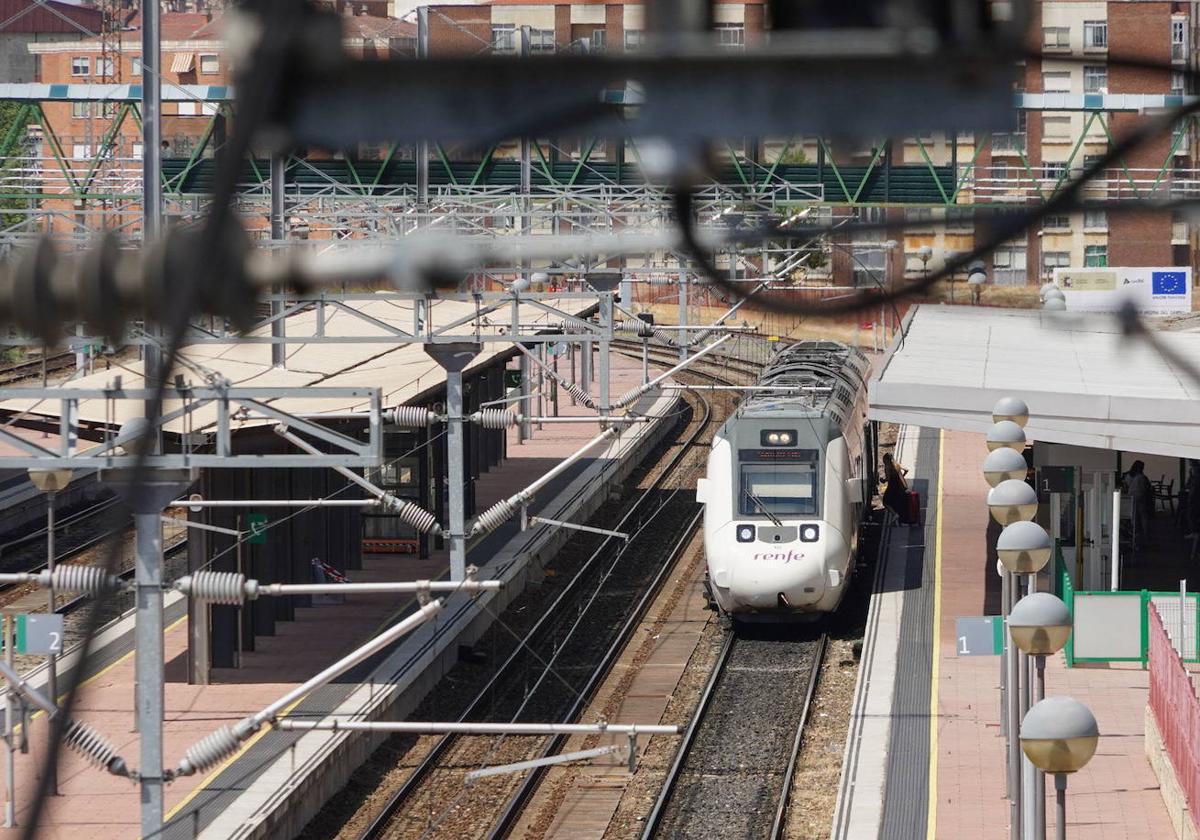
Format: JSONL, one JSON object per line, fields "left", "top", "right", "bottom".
{"left": 12, "top": 614, "right": 66, "bottom": 655}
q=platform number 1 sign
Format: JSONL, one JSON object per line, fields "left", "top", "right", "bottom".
{"left": 955, "top": 616, "right": 1004, "bottom": 656}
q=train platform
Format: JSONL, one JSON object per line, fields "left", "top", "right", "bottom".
{"left": 835, "top": 427, "right": 1176, "bottom": 840}
{"left": 0, "top": 351, "right": 682, "bottom": 840}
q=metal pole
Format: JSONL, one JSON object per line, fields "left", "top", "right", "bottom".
{"left": 1001, "top": 567, "right": 1010, "bottom": 765}
{"left": 235, "top": 516, "right": 243, "bottom": 668}
{"left": 551, "top": 347, "right": 560, "bottom": 417}
{"left": 598, "top": 296, "right": 612, "bottom": 418}
{"left": 641, "top": 337, "right": 649, "bottom": 385}
{"left": 1035, "top": 655, "right": 1046, "bottom": 840}
{"left": 270, "top": 154, "right": 287, "bottom": 369}
{"left": 4, "top": 616, "right": 14, "bottom": 827}
{"left": 1055, "top": 773, "right": 1067, "bottom": 840}
{"left": 1006, "top": 570, "right": 1021, "bottom": 838}
{"left": 142, "top": 0, "right": 161, "bottom": 240}
{"left": 447, "top": 370, "right": 467, "bottom": 581}
{"left": 536, "top": 343, "right": 545, "bottom": 431}
{"left": 135, "top": 511, "right": 165, "bottom": 838}
{"left": 415, "top": 8, "right": 430, "bottom": 224}
{"left": 678, "top": 271, "right": 688, "bottom": 362}
{"left": 45, "top": 490, "right": 57, "bottom": 794}
{"left": 1021, "top": 574, "right": 1036, "bottom": 839}
{"left": 518, "top": 351, "right": 531, "bottom": 443}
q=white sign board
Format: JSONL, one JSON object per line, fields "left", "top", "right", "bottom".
{"left": 1053, "top": 267, "right": 1192, "bottom": 314}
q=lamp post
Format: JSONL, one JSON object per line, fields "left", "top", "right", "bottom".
{"left": 25, "top": 467, "right": 72, "bottom": 796}
{"left": 1020, "top": 696, "right": 1099, "bottom": 840}
{"left": 1001, "top": 524, "right": 1057, "bottom": 840}
{"left": 985, "top": 398, "right": 1034, "bottom": 840}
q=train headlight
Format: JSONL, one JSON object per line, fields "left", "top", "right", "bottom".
{"left": 799, "top": 524, "right": 820, "bottom": 543}
{"left": 736, "top": 525, "right": 756, "bottom": 543}
{"left": 761, "top": 429, "right": 796, "bottom": 447}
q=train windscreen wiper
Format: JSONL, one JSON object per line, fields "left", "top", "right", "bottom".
{"left": 744, "top": 489, "right": 783, "bottom": 527}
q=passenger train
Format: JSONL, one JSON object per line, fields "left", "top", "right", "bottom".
{"left": 696, "top": 341, "right": 873, "bottom": 623}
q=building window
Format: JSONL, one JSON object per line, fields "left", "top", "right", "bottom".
{"left": 1042, "top": 27, "right": 1070, "bottom": 49}
{"left": 1083, "top": 65, "right": 1106, "bottom": 93}
{"left": 176, "top": 101, "right": 198, "bottom": 116}
{"left": 992, "top": 243, "right": 1027, "bottom": 284}
{"left": 1083, "top": 20, "right": 1107, "bottom": 50}
{"left": 1042, "top": 162, "right": 1067, "bottom": 181}
{"left": 101, "top": 101, "right": 117, "bottom": 118}
{"left": 70, "top": 56, "right": 90, "bottom": 76}
{"left": 1173, "top": 71, "right": 1187, "bottom": 96}
{"left": 96, "top": 56, "right": 113, "bottom": 78}
{"left": 1083, "top": 245, "right": 1107, "bottom": 267}
{"left": 1173, "top": 19, "right": 1187, "bottom": 61}
{"left": 1042, "top": 71, "right": 1071, "bottom": 92}
{"left": 199, "top": 54, "right": 219, "bottom": 74}
{"left": 624, "top": 29, "right": 643, "bottom": 50}
{"left": 1043, "top": 215, "right": 1069, "bottom": 231}
{"left": 492, "top": 23, "right": 516, "bottom": 52}
{"left": 946, "top": 207, "right": 974, "bottom": 232}
{"left": 1084, "top": 209, "right": 1107, "bottom": 229}
{"left": 904, "top": 207, "right": 933, "bottom": 225}
{"left": 132, "top": 143, "right": 143, "bottom": 159}
{"left": 715, "top": 23, "right": 744, "bottom": 48}
{"left": 71, "top": 144, "right": 92, "bottom": 160}
{"left": 1043, "top": 251, "right": 1071, "bottom": 270}
{"left": 131, "top": 56, "right": 142, "bottom": 76}
{"left": 530, "top": 28, "right": 555, "bottom": 53}
{"left": 1043, "top": 115, "right": 1071, "bottom": 138}
{"left": 71, "top": 101, "right": 91, "bottom": 119}
{"left": 590, "top": 29, "right": 605, "bottom": 50}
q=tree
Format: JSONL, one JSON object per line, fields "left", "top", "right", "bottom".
{"left": 0, "top": 101, "right": 32, "bottom": 228}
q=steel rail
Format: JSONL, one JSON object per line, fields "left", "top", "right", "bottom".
{"left": 356, "top": 379, "right": 714, "bottom": 840}
{"left": 0, "top": 352, "right": 75, "bottom": 387}
{"left": 488, "top": 505, "right": 705, "bottom": 838}
{"left": 641, "top": 632, "right": 829, "bottom": 840}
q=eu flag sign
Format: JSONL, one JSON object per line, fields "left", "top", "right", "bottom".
{"left": 1152, "top": 271, "right": 1187, "bottom": 295}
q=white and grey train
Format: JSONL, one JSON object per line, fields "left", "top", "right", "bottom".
{"left": 696, "top": 341, "right": 873, "bottom": 622}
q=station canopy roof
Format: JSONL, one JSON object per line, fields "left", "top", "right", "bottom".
{"left": 0, "top": 294, "right": 593, "bottom": 434}
{"left": 868, "top": 305, "right": 1200, "bottom": 459}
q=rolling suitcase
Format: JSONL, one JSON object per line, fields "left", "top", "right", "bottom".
{"left": 902, "top": 490, "right": 921, "bottom": 525}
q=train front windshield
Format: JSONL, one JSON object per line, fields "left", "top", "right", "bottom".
{"left": 739, "top": 464, "right": 818, "bottom": 516}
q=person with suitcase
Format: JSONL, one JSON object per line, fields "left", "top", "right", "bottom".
{"left": 881, "top": 452, "right": 917, "bottom": 525}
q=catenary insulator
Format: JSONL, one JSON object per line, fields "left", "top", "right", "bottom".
{"left": 65, "top": 719, "right": 127, "bottom": 776}
{"left": 616, "top": 319, "right": 656, "bottom": 338}
{"left": 473, "top": 409, "right": 518, "bottom": 429}
{"left": 651, "top": 327, "right": 681, "bottom": 347}
{"left": 388, "top": 406, "right": 434, "bottom": 427}
{"left": 469, "top": 498, "right": 518, "bottom": 537}
{"left": 614, "top": 386, "right": 645, "bottom": 408}
{"left": 176, "top": 725, "right": 241, "bottom": 776}
{"left": 562, "top": 382, "right": 597, "bottom": 409}
{"left": 38, "top": 565, "right": 124, "bottom": 595}
{"left": 382, "top": 495, "right": 441, "bottom": 535}
{"left": 181, "top": 570, "right": 253, "bottom": 604}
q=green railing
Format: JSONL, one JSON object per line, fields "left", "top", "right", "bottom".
{"left": 1056, "top": 543, "right": 1200, "bottom": 667}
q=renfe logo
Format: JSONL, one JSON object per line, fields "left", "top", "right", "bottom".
{"left": 754, "top": 550, "right": 807, "bottom": 563}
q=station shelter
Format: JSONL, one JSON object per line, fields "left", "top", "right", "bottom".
{"left": 870, "top": 304, "right": 1200, "bottom": 662}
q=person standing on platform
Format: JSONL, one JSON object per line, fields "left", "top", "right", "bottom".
{"left": 1124, "top": 460, "right": 1154, "bottom": 552}
{"left": 881, "top": 452, "right": 910, "bottom": 524}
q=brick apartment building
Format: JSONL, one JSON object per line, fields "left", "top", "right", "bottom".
{"left": 0, "top": 0, "right": 103, "bottom": 83}
{"left": 16, "top": 0, "right": 1199, "bottom": 287}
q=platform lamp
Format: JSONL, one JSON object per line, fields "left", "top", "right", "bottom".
{"left": 1020, "top": 696, "right": 1099, "bottom": 840}
{"left": 26, "top": 467, "right": 73, "bottom": 794}
{"left": 987, "top": 420, "right": 1027, "bottom": 453}
{"left": 1043, "top": 286, "right": 1067, "bottom": 312}
{"left": 1003, "top": 527, "right": 1060, "bottom": 840}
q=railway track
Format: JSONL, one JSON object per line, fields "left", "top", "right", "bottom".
{"left": 354, "top": 350, "right": 760, "bottom": 839}
{"left": 642, "top": 628, "right": 829, "bottom": 839}
{"left": 357, "top": 390, "right": 714, "bottom": 839}
{"left": 0, "top": 351, "right": 74, "bottom": 386}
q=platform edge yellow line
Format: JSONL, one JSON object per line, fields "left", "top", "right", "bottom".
{"left": 927, "top": 428, "right": 945, "bottom": 840}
